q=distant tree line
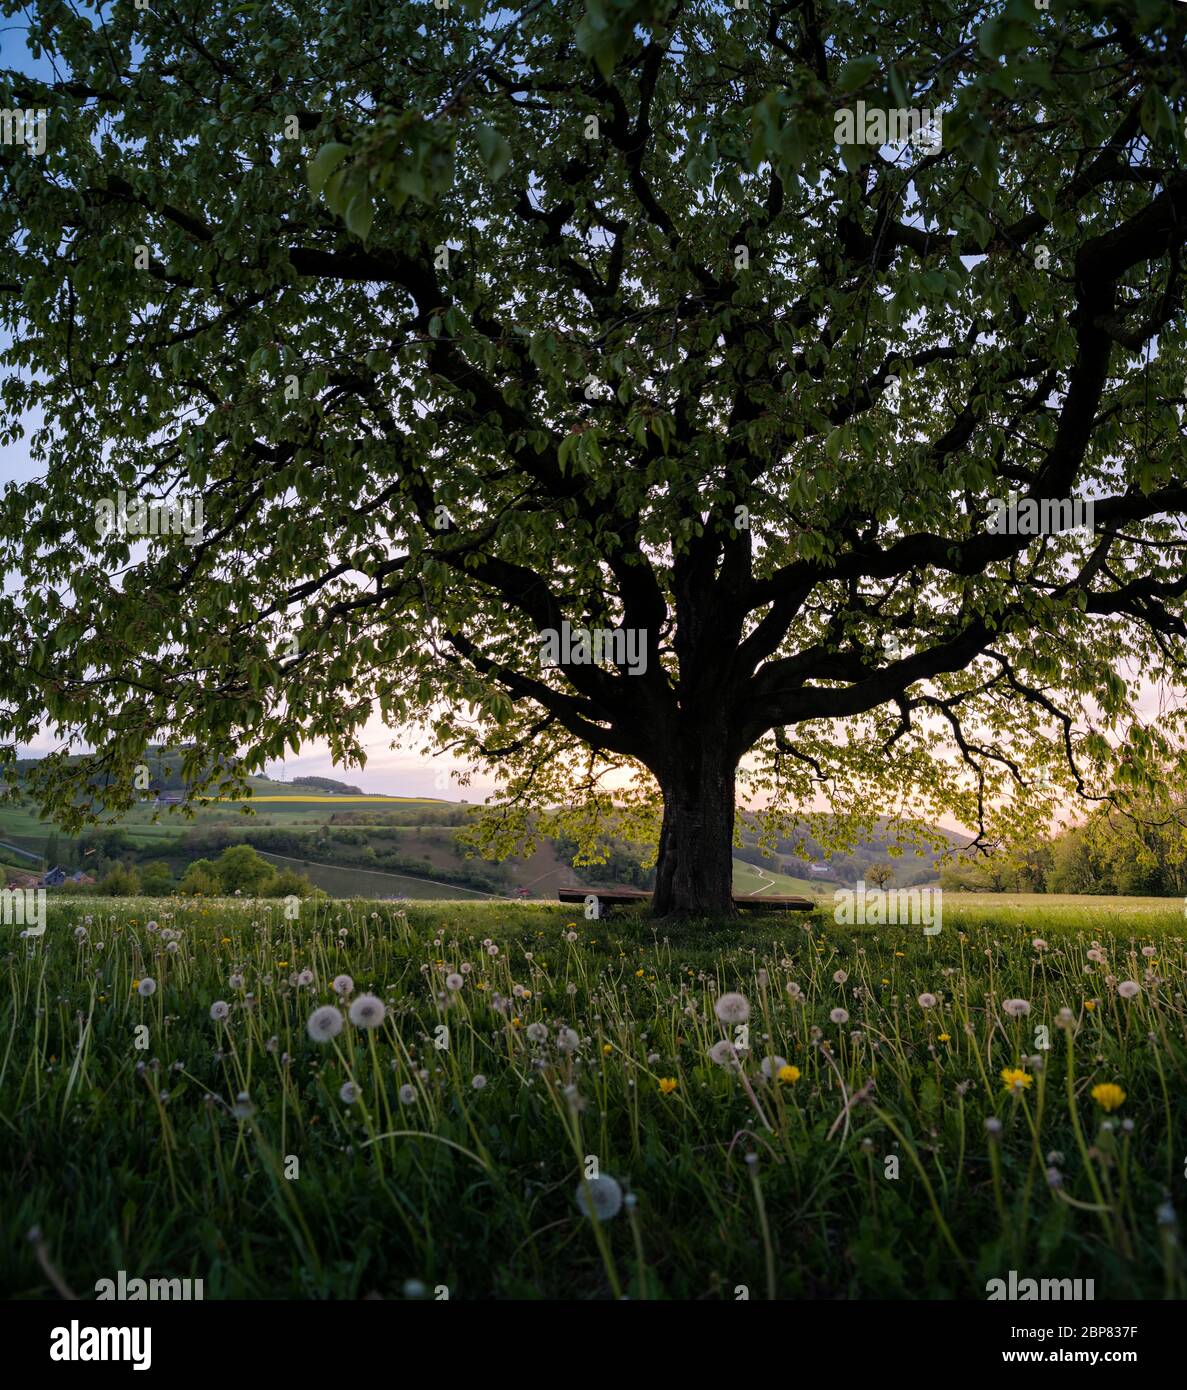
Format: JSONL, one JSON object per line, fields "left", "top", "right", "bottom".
{"left": 940, "top": 797, "right": 1187, "bottom": 897}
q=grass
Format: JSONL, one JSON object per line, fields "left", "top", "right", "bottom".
{"left": 3, "top": 895, "right": 1184, "bottom": 1300}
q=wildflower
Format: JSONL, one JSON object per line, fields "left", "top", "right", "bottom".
{"left": 1085, "top": 1000, "right": 1096, "bottom": 1011}
{"left": 307, "top": 1005, "right": 345, "bottom": 1043}
{"left": 937, "top": 1033, "right": 951, "bottom": 1043}
{"left": 714, "top": 992, "right": 750, "bottom": 1025}
{"left": 708, "top": 1040, "right": 738, "bottom": 1066}
{"left": 1056, "top": 1007, "right": 1075, "bottom": 1027}
{"left": 137, "top": 978, "right": 157, "bottom": 998}
{"left": 331, "top": 975, "right": 354, "bottom": 997}
{"left": 985, "top": 1116, "right": 1003, "bottom": 1135}
{"left": 1002, "top": 998, "right": 1031, "bottom": 1019}
{"left": 760, "top": 1055, "right": 788, "bottom": 1079}
{"left": 487, "top": 945, "right": 499, "bottom": 956}
{"left": 576, "top": 1174, "right": 623, "bottom": 1222}
{"left": 339, "top": 1082, "right": 359, "bottom": 1104}
{"left": 635, "top": 969, "right": 644, "bottom": 978}
{"left": 1087, "top": 949, "right": 1105, "bottom": 963}
{"left": 1090, "top": 1083, "right": 1126, "bottom": 1112}
{"left": 658, "top": 1077, "right": 678, "bottom": 1095}
{"left": 209, "top": 1000, "right": 229, "bottom": 1022}
{"left": 833, "top": 969, "right": 848, "bottom": 984}
{"left": 602, "top": 1043, "right": 613, "bottom": 1056}
{"left": 166, "top": 941, "right": 179, "bottom": 954}
{"left": 557, "top": 1027, "right": 580, "bottom": 1053}
{"left": 786, "top": 982, "right": 802, "bottom": 999}
{"left": 829, "top": 1007, "right": 849, "bottom": 1025}
{"left": 471, "top": 1074, "right": 487, "bottom": 1091}
{"left": 445, "top": 973, "right": 464, "bottom": 991}
{"left": 1001, "top": 1067, "right": 1032, "bottom": 1092}
{"left": 526, "top": 1022, "right": 548, "bottom": 1043}
{"left": 1117, "top": 980, "right": 1140, "bottom": 1000}
{"left": 1141, "top": 946, "right": 1156, "bottom": 959}
{"left": 1032, "top": 938, "right": 1048, "bottom": 952}
{"left": 229, "top": 972, "right": 244, "bottom": 989}
{"left": 777, "top": 1065, "right": 801, "bottom": 1084}
{"left": 232, "top": 1092, "right": 254, "bottom": 1120}
{"left": 918, "top": 992, "right": 937, "bottom": 1009}
{"left": 296, "top": 969, "right": 314, "bottom": 986}
{"left": 349, "top": 994, "right": 386, "bottom": 1029}
{"left": 398, "top": 1084, "right": 417, "bottom": 1105}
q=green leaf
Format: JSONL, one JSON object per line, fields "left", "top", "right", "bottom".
{"left": 475, "top": 125, "right": 511, "bottom": 182}
{"left": 837, "top": 56, "right": 881, "bottom": 94}
{"left": 307, "top": 142, "right": 351, "bottom": 197}
{"left": 344, "top": 192, "right": 374, "bottom": 242}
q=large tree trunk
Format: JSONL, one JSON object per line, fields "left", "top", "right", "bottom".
{"left": 651, "top": 746, "right": 738, "bottom": 917}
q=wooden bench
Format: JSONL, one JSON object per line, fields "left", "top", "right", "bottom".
{"left": 557, "top": 886, "right": 815, "bottom": 916}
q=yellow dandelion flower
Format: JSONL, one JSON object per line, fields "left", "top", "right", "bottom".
{"left": 220, "top": 937, "right": 231, "bottom": 944}
{"left": 894, "top": 951, "right": 905, "bottom": 958}
{"left": 522, "top": 989, "right": 532, "bottom": 999}
{"left": 635, "top": 969, "right": 644, "bottom": 977}
{"left": 777, "top": 1065, "right": 801, "bottom": 1084}
{"left": 938, "top": 1033, "right": 951, "bottom": 1043}
{"left": 658, "top": 1077, "right": 678, "bottom": 1095}
{"left": 881, "top": 978, "right": 890, "bottom": 985}
{"left": 511, "top": 1017, "right": 522, "bottom": 1029}
{"left": 602, "top": 1043, "right": 613, "bottom": 1055}
{"left": 1001, "top": 1067, "right": 1032, "bottom": 1091}
{"left": 1085, "top": 1000, "right": 1096, "bottom": 1011}
{"left": 1090, "top": 1083, "right": 1126, "bottom": 1112}
{"left": 131, "top": 980, "right": 140, "bottom": 992}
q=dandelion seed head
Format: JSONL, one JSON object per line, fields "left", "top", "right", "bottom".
{"left": 348, "top": 993, "right": 386, "bottom": 1029}
{"left": 576, "top": 1174, "right": 623, "bottom": 1222}
{"left": 714, "top": 992, "right": 750, "bottom": 1025}
{"left": 306, "top": 1005, "right": 345, "bottom": 1043}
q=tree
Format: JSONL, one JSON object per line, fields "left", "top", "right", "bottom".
{"left": 262, "top": 866, "right": 316, "bottom": 898}
{"left": 3, "top": 2, "right": 1187, "bottom": 917}
{"left": 139, "top": 859, "right": 175, "bottom": 895}
{"left": 212, "top": 843, "right": 276, "bottom": 894}
{"left": 178, "top": 858, "right": 222, "bottom": 896}
{"left": 865, "top": 861, "right": 894, "bottom": 890}
{"left": 97, "top": 863, "right": 141, "bottom": 897}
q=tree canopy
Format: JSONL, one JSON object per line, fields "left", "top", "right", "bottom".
{"left": 2, "top": 0, "right": 1187, "bottom": 913}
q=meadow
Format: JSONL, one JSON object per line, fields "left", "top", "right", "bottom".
{"left": 3, "top": 895, "right": 1184, "bottom": 1300}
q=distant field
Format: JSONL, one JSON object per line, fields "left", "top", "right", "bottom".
{"left": 216, "top": 794, "right": 446, "bottom": 805}
{"left": 255, "top": 850, "right": 500, "bottom": 900}
{"left": 731, "top": 858, "right": 821, "bottom": 897}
